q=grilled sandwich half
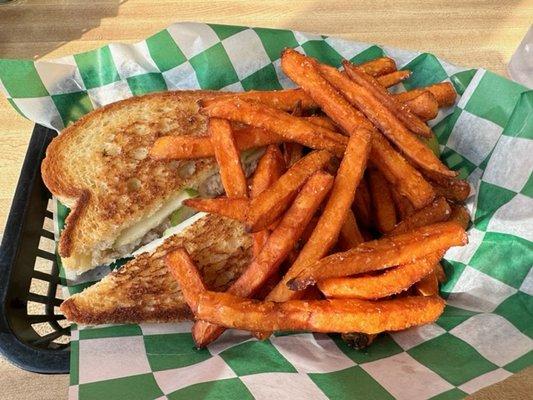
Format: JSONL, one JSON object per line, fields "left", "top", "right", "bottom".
{"left": 42, "top": 90, "right": 260, "bottom": 273}
{"left": 60, "top": 214, "right": 252, "bottom": 324}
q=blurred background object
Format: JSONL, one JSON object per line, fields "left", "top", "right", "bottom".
{"left": 508, "top": 25, "right": 533, "bottom": 88}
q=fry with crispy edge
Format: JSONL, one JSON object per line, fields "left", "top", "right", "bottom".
{"left": 304, "top": 115, "right": 338, "bottom": 131}
{"left": 377, "top": 70, "right": 411, "bottom": 88}
{"left": 338, "top": 209, "right": 365, "bottom": 250}
{"left": 280, "top": 49, "right": 439, "bottom": 205}
{"left": 371, "top": 132, "right": 436, "bottom": 209}
{"left": 394, "top": 82, "right": 457, "bottom": 108}
{"left": 404, "top": 91, "right": 439, "bottom": 121}
{"left": 150, "top": 126, "right": 283, "bottom": 160}
{"left": 201, "top": 98, "right": 347, "bottom": 156}
{"left": 165, "top": 248, "right": 207, "bottom": 313}
{"left": 251, "top": 145, "right": 286, "bottom": 256}
{"left": 368, "top": 168, "right": 397, "bottom": 233}
{"left": 196, "top": 292, "right": 445, "bottom": 335}
{"left": 287, "top": 221, "right": 468, "bottom": 291}
{"left": 265, "top": 127, "right": 372, "bottom": 304}
{"left": 192, "top": 171, "right": 334, "bottom": 347}
{"left": 247, "top": 150, "right": 332, "bottom": 232}
{"left": 343, "top": 61, "right": 431, "bottom": 137}
{"left": 389, "top": 197, "right": 451, "bottom": 235}
{"left": 449, "top": 204, "right": 471, "bottom": 229}
{"left": 432, "top": 178, "right": 471, "bottom": 202}
{"left": 318, "top": 252, "right": 443, "bottom": 300}
{"left": 184, "top": 197, "right": 248, "bottom": 221}
{"left": 315, "top": 59, "right": 456, "bottom": 178}
{"left": 209, "top": 118, "right": 248, "bottom": 198}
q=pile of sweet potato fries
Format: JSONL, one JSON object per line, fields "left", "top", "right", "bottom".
{"left": 150, "top": 49, "right": 470, "bottom": 349}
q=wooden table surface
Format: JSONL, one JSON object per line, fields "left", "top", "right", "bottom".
{"left": 0, "top": 1, "right": 531, "bottom": 399}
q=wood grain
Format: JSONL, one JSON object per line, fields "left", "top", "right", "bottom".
{"left": 0, "top": 0, "right": 531, "bottom": 396}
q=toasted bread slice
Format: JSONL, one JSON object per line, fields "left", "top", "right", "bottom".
{"left": 60, "top": 214, "right": 252, "bottom": 325}
{"left": 42, "top": 91, "right": 228, "bottom": 272}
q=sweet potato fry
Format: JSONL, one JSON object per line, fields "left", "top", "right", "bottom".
{"left": 353, "top": 176, "right": 373, "bottom": 228}
{"left": 343, "top": 61, "right": 431, "bottom": 137}
{"left": 209, "top": 118, "right": 248, "bottom": 198}
{"left": 377, "top": 70, "right": 411, "bottom": 88}
{"left": 416, "top": 272, "right": 439, "bottom": 296}
{"left": 150, "top": 126, "right": 283, "bottom": 160}
{"left": 389, "top": 197, "right": 451, "bottom": 235}
{"left": 251, "top": 145, "right": 286, "bottom": 256}
{"left": 339, "top": 209, "right": 365, "bottom": 250}
{"left": 165, "top": 248, "right": 206, "bottom": 313}
{"left": 192, "top": 171, "right": 334, "bottom": 347}
{"left": 449, "top": 204, "right": 471, "bottom": 229}
{"left": 184, "top": 197, "right": 249, "bottom": 221}
{"left": 215, "top": 89, "right": 318, "bottom": 112}
{"left": 368, "top": 168, "right": 397, "bottom": 233}
{"left": 316, "top": 58, "right": 455, "bottom": 178}
{"left": 281, "top": 48, "right": 375, "bottom": 136}
{"left": 357, "top": 57, "right": 397, "bottom": 76}
{"left": 201, "top": 98, "right": 347, "bottom": 157}
{"left": 432, "top": 178, "right": 471, "bottom": 202}
{"left": 390, "top": 186, "right": 415, "bottom": 219}
{"left": 282, "top": 143, "right": 304, "bottom": 168}
{"left": 196, "top": 292, "right": 445, "bottom": 335}
{"left": 318, "top": 252, "right": 443, "bottom": 300}
{"left": 404, "top": 91, "right": 439, "bottom": 121}
{"left": 266, "top": 127, "right": 372, "bottom": 303}
{"left": 247, "top": 150, "right": 332, "bottom": 232}
{"left": 370, "top": 132, "right": 435, "bottom": 209}
{"left": 304, "top": 115, "right": 339, "bottom": 131}
{"left": 394, "top": 83, "right": 457, "bottom": 108}
{"left": 287, "top": 221, "right": 468, "bottom": 291}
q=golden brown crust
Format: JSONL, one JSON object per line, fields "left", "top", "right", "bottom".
{"left": 60, "top": 214, "right": 253, "bottom": 325}
{"left": 41, "top": 90, "right": 226, "bottom": 270}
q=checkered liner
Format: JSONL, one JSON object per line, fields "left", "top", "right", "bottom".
{"left": 1, "top": 22, "right": 531, "bottom": 400}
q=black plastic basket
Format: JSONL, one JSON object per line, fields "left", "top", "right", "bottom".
{"left": 0, "top": 124, "right": 70, "bottom": 374}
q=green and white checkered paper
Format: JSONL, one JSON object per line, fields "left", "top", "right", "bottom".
{"left": 1, "top": 22, "right": 532, "bottom": 400}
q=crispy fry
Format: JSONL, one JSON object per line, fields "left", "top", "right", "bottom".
{"left": 353, "top": 176, "right": 373, "bottom": 228}
{"left": 318, "top": 252, "right": 443, "bottom": 300}
{"left": 214, "top": 89, "right": 318, "bottom": 111}
{"left": 389, "top": 197, "right": 451, "bottom": 235}
{"left": 449, "top": 204, "right": 471, "bottom": 229}
{"left": 343, "top": 61, "right": 431, "bottom": 137}
{"left": 377, "top": 70, "right": 411, "bottom": 88}
{"left": 196, "top": 292, "right": 445, "bottom": 335}
{"left": 209, "top": 118, "right": 248, "bottom": 198}
{"left": 251, "top": 145, "right": 286, "bottom": 256}
{"left": 404, "top": 91, "right": 439, "bottom": 121}
{"left": 165, "top": 248, "right": 206, "bottom": 313}
{"left": 371, "top": 132, "right": 435, "bottom": 209}
{"left": 266, "top": 128, "right": 372, "bottom": 304}
{"left": 416, "top": 272, "right": 439, "bottom": 296}
{"left": 248, "top": 150, "right": 332, "bottom": 232}
{"left": 201, "top": 98, "right": 347, "bottom": 157}
{"left": 390, "top": 186, "right": 415, "bottom": 219}
{"left": 357, "top": 57, "right": 397, "bottom": 76}
{"left": 288, "top": 221, "right": 467, "bottom": 291}
{"left": 192, "top": 171, "right": 334, "bottom": 347}
{"left": 432, "top": 178, "right": 471, "bottom": 202}
{"left": 368, "top": 168, "right": 397, "bottom": 233}
{"left": 304, "top": 115, "right": 339, "bottom": 131}
{"left": 339, "top": 209, "right": 365, "bottom": 250}
{"left": 395, "top": 82, "right": 457, "bottom": 108}
{"left": 184, "top": 197, "right": 249, "bottom": 221}
{"left": 316, "top": 58, "right": 455, "bottom": 178}
{"left": 150, "top": 126, "right": 283, "bottom": 160}
{"left": 281, "top": 48, "right": 375, "bottom": 136}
